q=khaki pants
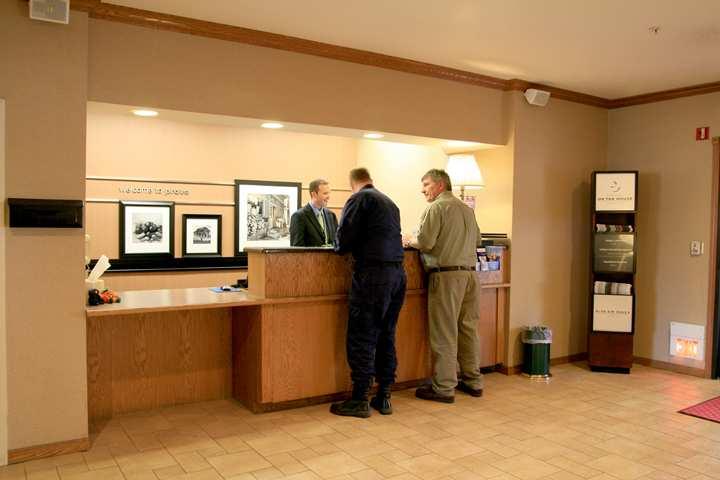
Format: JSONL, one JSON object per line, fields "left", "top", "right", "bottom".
{"left": 428, "top": 270, "right": 483, "bottom": 395}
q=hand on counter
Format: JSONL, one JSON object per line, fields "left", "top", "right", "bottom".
{"left": 402, "top": 234, "right": 416, "bottom": 248}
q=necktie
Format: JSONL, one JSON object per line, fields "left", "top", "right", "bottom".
{"left": 317, "top": 210, "right": 328, "bottom": 244}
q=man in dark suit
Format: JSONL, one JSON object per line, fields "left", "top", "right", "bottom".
{"left": 289, "top": 178, "right": 338, "bottom": 247}
{"left": 330, "top": 168, "right": 406, "bottom": 418}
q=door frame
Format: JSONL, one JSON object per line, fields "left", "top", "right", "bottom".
{"left": 0, "top": 98, "right": 7, "bottom": 465}
{"left": 707, "top": 137, "right": 720, "bottom": 379}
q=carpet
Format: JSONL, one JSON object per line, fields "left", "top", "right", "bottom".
{"left": 679, "top": 396, "right": 720, "bottom": 424}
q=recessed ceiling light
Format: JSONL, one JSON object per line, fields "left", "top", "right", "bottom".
{"left": 131, "top": 109, "right": 158, "bottom": 117}
{"left": 363, "top": 132, "right": 384, "bottom": 139}
{"left": 261, "top": 122, "right": 284, "bottom": 129}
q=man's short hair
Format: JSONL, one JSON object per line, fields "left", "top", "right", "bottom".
{"left": 422, "top": 169, "right": 452, "bottom": 191}
{"left": 309, "top": 178, "right": 329, "bottom": 194}
{"left": 349, "top": 168, "right": 372, "bottom": 183}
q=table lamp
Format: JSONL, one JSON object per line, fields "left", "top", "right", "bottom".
{"left": 446, "top": 153, "right": 485, "bottom": 200}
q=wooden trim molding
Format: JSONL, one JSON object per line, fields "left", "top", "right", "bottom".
{"left": 507, "top": 79, "right": 608, "bottom": 108}
{"left": 499, "top": 352, "right": 588, "bottom": 375}
{"left": 67, "top": 1, "right": 720, "bottom": 109}
{"left": 608, "top": 81, "right": 720, "bottom": 109}
{"left": 634, "top": 357, "right": 706, "bottom": 379}
{"left": 8, "top": 437, "right": 89, "bottom": 464}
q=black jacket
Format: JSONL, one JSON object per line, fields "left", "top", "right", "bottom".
{"left": 290, "top": 203, "right": 338, "bottom": 247}
{"left": 335, "top": 184, "right": 404, "bottom": 264}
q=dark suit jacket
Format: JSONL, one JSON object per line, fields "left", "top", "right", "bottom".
{"left": 290, "top": 204, "right": 338, "bottom": 247}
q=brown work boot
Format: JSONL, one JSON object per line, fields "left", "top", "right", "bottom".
{"left": 415, "top": 385, "right": 454, "bottom": 403}
{"left": 456, "top": 381, "right": 483, "bottom": 397}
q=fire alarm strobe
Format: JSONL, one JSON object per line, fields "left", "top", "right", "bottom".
{"left": 29, "top": 0, "right": 69, "bottom": 25}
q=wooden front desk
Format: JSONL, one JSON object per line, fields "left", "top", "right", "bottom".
{"left": 86, "top": 248, "right": 509, "bottom": 422}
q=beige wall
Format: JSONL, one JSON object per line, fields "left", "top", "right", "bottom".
{"left": 87, "top": 20, "right": 506, "bottom": 145}
{"left": 0, "top": 3, "right": 88, "bottom": 450}
{"left": 86, "top": 110, "right": 357, "bottom": 263}
{"left": 356, "top": 140, "right": 446, "bottom": 234}
{"left": 1, "top": 99, "right": 8, "bottom": 465}
{"left": 508, "top": 92, "right": 608, "bottom": 366}
{"left": 608, "top": 92, "right": 720, "bottom": 369}
{"left": 474, "top": 146, "right": 514, "bottom": 236}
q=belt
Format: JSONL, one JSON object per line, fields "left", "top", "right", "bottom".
{"left": 428, "top": 266, "right": 475, "bottom": 274}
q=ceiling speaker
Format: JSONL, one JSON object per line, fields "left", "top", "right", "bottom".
{"left": 524, "top": 88, "right": 551, "bottom": 107}
{"left": 29, "top": 0, "right": 69, "bottom": 24}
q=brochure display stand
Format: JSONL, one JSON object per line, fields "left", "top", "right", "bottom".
{"left": 589, "top": 171, "right": 638, "bottom": 373}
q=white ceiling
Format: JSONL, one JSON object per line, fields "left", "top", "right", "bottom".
{"left": 107, "top": 0, "right": 720, "bottom": 99}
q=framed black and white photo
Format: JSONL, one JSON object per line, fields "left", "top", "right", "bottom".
{"left": 234, "top": 180, "right": 301, "bottom": 254}
{"left": 182, "top": 214, "right": 222, "bottom": 257}
{"left": 119, "top": 201, "right": 174, "bottom": 258}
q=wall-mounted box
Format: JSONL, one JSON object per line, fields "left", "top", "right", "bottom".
{"left": 8, "top": 198, "right": 83, "bottom": 228}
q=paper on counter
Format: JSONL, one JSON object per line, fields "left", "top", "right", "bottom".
{"left": 88, "top": 254, "right": 110, "bottom": 282}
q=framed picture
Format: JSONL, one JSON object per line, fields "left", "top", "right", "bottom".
{"left": 182, "top": 214, "right": 222, "bottom": 257}
{"left": 234, "top": 180, "right": 301, "bottom": 254}
{"left": 594, "top": 171, "right": 637, "bottom": 212}
{"left": 119, "top": 201, "right": 174, "bottom": 258}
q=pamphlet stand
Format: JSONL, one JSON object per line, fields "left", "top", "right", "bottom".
{"left": 589, "top": 171, "right": 638, "bottom": 373}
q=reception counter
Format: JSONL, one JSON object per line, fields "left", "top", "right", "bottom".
{"left": 86, "top": 248, "right": 509, "bottom": 422}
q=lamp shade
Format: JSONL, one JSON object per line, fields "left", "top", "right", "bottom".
{"left": 446, "top": 154, "right": 485, "bottom": 189}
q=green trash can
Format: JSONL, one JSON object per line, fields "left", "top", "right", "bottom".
{"left": 521, "top": 326, "right": 552, "bottom": 379}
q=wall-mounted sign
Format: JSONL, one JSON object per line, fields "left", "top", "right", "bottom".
{"left": 462, "top": 196, "right": 476, "bottom": 209}
{"left": 595, "top": 172, "right": 636, "bottom": 211}
{"left": 594, "top": 233, "right": 634, "bottom": 273}
{"left": 696, "top": 127, "right": 710, "bottom": 141}
{"left": 593, "top": 294, "right": 633, "bottom": 333}
{"left": 118, "top": 185, "right": 190, "bottom": 196}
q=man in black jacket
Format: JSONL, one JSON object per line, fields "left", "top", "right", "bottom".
{"left": 289, "top": 178, "right": 338, "bottom": 247}
{"left": 331, "top": 168, "right": 406, "bottom": 418}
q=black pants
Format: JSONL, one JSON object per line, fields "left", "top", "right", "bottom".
{"left": 347, "top": 263, "right": 407, "bottom": 397}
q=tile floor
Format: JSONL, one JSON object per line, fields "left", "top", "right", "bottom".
{"left": 2, "top": 363, "right": 720, "bottom": 480}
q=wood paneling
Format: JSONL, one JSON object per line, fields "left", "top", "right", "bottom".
{"left": 394, "top": 294, "right": 432, "bottom": 381}
{"left": 265, "top": 300, "right": 352, "bottom": 403}
{"left": 8, "top": 437, "right": 89, "bottom": 465}
{"left": 478, "top": 288, "right": 498, "bottom": 368}
{"left": 87, "top": 309, "right": 232, "bottom": 421}
{"left": 231, "top": 306, "right": 264, "bottom": 409}
{"left": 588, "top": 332, "right": 634, "bottom": 369}
{"left": 252, "top": 250, "right": 424, "bottom": 298}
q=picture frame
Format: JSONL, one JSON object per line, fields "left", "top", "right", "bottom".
{"left": 119, "top": 201, "right": 174, "bottom": 258}
{"left": 234, "top": 180, "right": 302, "bottom": 254}
{"left": 594, "top": 171, "right": 638, "bottom": 212}
{"left": 182, "top": 214, "right": 222, "bottom": 257}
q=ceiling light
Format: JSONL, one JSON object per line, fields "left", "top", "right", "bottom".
{"left": 363, "top": 132, "right": 384, "bottom": 139}
{"left": 261, "top": 122, "right": 284, "bottom": 129}
{"left": 132, "top": 109, "right": 158, "bottom": 117}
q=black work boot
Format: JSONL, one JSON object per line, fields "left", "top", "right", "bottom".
{"left": 330, "top": 385, "right": 371, "bottom": 418}
{"left": 370, "top": 385, "right": 393, "bottom": 415}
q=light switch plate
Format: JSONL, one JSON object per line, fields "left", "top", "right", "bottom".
{"left": 690, "top": 240, "right": 703, "bottom": 256}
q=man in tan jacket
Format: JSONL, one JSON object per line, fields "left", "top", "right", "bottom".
{"left": 403, "top": 169, "right": 483, "bottom": 403}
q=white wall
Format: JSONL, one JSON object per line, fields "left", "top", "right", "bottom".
{"left": 1, "top": 98, "right": 8, "bottom": 466}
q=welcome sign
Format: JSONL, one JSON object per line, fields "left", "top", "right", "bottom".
{"left": 595, "top": 172, "right": 636, "bottom": 211}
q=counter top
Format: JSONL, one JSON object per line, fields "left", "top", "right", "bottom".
{"left": 86, "top": 288, "right": 268, "bottom": 317}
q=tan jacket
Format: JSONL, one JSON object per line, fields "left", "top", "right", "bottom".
{"left": 412, "top": 191, "right": 482, "bottom": 269}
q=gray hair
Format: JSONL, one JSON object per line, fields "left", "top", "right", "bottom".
{"left": 308, "top": 178, "right": 329, "bottom": 194}
{"left": 422, "top": 169, "right": 452, "bottom": 191}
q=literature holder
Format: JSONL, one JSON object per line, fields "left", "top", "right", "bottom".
{"left": 589, "top": 171, "right": 638, "bottom": 373}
